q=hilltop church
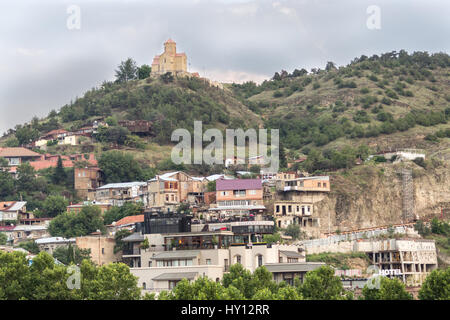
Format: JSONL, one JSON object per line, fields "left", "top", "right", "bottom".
{"left": 150, "top": 39, "right": 223, "bottom": 89}
{"left": 151, "top": 39, "right": 189, "bottom": 76}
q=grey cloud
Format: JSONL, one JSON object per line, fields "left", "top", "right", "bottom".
{"left": 0, "top": 0, "right": 449, "bottom": 133}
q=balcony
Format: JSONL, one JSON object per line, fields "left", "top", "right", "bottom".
{"left": 122, "top": 248, "right": 141, "bottom": 256}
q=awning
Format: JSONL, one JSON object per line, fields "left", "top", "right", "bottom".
{"left": 152, "top": 272, "right": 198, "bottom": 281}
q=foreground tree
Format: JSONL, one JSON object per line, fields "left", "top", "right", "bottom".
{"left": 418, "top": 268, "right": 450, "bottom": 300}
{"left": 0, "top": 251, "right": 142, "bottom": 300}
{"left": 52, "top": 244, "right": 91, "bottom": 265}
{"left": 361, "top": 276, "right": 413, "bottom": 300}
{"left": 78, "top": 260, "right": 141, "bottom": 300}
{"left": 299, "top": 265, "right": 346, "bottom": 300}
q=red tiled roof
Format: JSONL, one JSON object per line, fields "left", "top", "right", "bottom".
{"left": 43, "top": 129, "right": 67, "bottom": 137}
{"left": 0, "top": 147, "right": 41, "bottom": 158}
{"left": 0, "top": 201, "right": 14, "bottom": 210}
{"left": 216, "top": 179, "right": 262, "bottom": 191}
{"left": 115, "top": 214, "right": 144, "bottom": 226}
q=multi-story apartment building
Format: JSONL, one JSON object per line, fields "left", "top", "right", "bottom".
{"left": 355, "top": 238, "right": 438, "bottom": 286}
{"left": 76, "top": 233, "right": 121, "bottom": 265}
{"left": 273, "top": 176, "right": 330, "bottom": 231}
{"left": 119, "top": 210, "right": 325, "bottom": 294}
{"left": 74, "top": 166, "right": 104, "bottom": 200}
{"left": 147, "top": 172, "right": 207, "bottom": 210}
{"left": 212, "top": 179, "right": 265, "bottom": 217}
{"left": 95, "top": 181, "right": 147, "bottom": 206}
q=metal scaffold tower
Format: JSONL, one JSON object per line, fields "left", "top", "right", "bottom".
{"left": 401, "top": 168, "right": 415, "bottom": 223}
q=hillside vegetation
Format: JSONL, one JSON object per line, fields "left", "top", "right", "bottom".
{"left": 231, "top": 51, "right": 449, "bottom": 156}
{"left": 1, "top": 50, "right": 449, "bottom": 169}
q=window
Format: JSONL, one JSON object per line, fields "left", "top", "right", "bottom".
{"left": 236, "top": 255, "right": 241, "bottom": 264}
{"left": 101, "top": 248, "right": 105, "bottom": 254}
{"left": 169, "top": 280, "right": 178, "bottom": 290}
{"left": 276, "top": 205, "right": 280, "bottom": 213}
{"left": 206, "top": 259, "right": 211, "bottom": 265}
{"left": 323, "top": 183, "right": 327, "bottom": 188}
{"left": 8, "top": 158, "right": 20, "bottom": 165}
{"left": 148, "top": 261, "right": 152, "bottom": 267}
{"left": 257, "top": 255, "right": 263, "bottom": 267}
{"left": 318, "top": 182, "right": 321, "bottom": 187}
{"left": 142, "top": 282, "right": 146, "bottom": 290}
{"left": 249, "top": 190, "right": 256, "bottom": 195}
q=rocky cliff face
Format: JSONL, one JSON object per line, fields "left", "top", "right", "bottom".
{"left": 313, "top": 162, "right": 450, "bottom": 233}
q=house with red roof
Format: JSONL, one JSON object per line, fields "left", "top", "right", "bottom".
{"left": 0, "top": 147, "right": 41, "bottom": 166}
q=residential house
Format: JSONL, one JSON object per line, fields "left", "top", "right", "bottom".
{"left": 95, "top": 181, "right": 148, "bottom": 206}
{"left": 0, "top": 201, "right": 28, "bottom": 224}
{"left": 0, "top": 147, "right": 41, "bottom": 167}
{"left": 274, "top": 176, "right": 330, "bottom": 231}
{"left": 76, "top": 233, "right": 121, "bottom": 265}
{"left": 129, "top": 241, "right": 313, "bottom": 293}
{"left": 211, "top": 179, "right": 265, "bottom": 217}
{"left": 35, "top": 237, "right": 76, "bottom": 255}
{"left": 11, "top": 225, "right": 49, "bottom": 244}
{"left": 118, "top": 120, "right": 152, "bottom": 134}
{"left": 147, "top": 171, "right": 205, "bottom": 210}
{"left": 66, "top": 202, "right": 112, "bottom": 215}
{"left": 74, "top": 166, "right": 104, "bottom": 200}
{"left": 34, "top": 129, "right": 68, "bottom": 149}
{"left": 0, "top": 226, "right": 15, "bottom": 244}
{"left": 264, "top": 262, "right": 326, "bottom": 285}
{"left": 276, "top": 172, "right": 298, "bottom": 180}
{"left": 108, "top": 214, "right": 144, "bottom": 235}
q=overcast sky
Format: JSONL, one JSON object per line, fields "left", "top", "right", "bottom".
{"left": 0, "top": 0, "right": 449, "bottom": 134}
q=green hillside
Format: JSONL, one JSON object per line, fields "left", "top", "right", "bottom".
{"left": 2, "top": 50, "right": 450, "bottom": 168}
{"left": 230, "top": 51, "right": 449, "bottom": 156}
